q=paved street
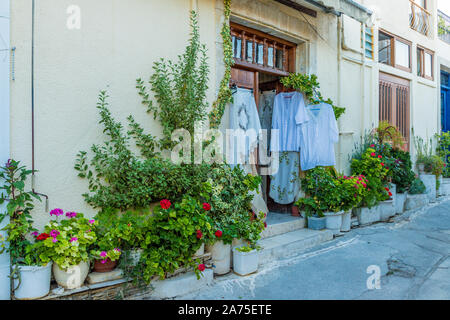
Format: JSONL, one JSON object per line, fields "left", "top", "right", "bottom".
{"left": 178, "top": 198, "right": 450, "bottom": 300}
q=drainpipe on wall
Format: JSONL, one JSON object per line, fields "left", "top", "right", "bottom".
{"left": 31, "top": 0, "right": 49, "bottom": 211}
{"left": 0, "top": 0, "right": 11, "bottom": 301}
{"left": 337, "top": 15, "right": 343, "bottom": 172}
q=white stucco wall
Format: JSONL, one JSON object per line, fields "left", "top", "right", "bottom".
{"left": 10, "top": 0, "right": 217, "bottom": 230}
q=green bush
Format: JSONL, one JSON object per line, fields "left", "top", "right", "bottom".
{"left": 351, "top": 148, "right": 390, "bottom": 207}
{"left": 436, "top": 132, "right": 450, "bottom": 178}
{"left": 390, "top": 148, "right": 415, "bottom": 193}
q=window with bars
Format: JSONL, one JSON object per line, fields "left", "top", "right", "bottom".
{"left": 379, "top": 73, "right": 410, "bottom": 150}
{"left": 230, "top": 22, "right": 296, "bottom": 76}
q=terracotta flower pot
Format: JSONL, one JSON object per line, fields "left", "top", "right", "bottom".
{"left": 93, "top": 258, "right": 117, "bottom": 273}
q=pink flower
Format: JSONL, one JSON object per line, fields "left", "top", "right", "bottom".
{"left": 371, "top": 153, "right": 376, "bottom": 157}
{"left": 101, "top": 260, "right": 107, "bottom": 264}
{"left": 215, "top": 230, "right": 223, "bottom": 238}
{"left": 198, "top": 264, "right": 206, "bottom": 272}
{"left": 52, "top": 238, "right": 58, "bottom": 243}
{"left": 50, "top": 230, "right": 60, "bottom": 238}
{"left": 50, "top": 208, "right": 64, "bottom": 217}
{"left": 378, "top": 155, "right": 382, "bottom": 159}
{"left": 114, "top": 248, "right": 121, "bottom": 252}
{"left": 370, "top": 144, "right": 375, "bottom": 148}
{"left": 202, "top": 203, "right": 211, "bottom": 211}
{"left": 31, "top": 231, "right": 39, "bottom": 237}
{"left": 65, "top": 212, "right": 77, "bottom": 218}
{"left": 70, "top": 237, "right": 78, "bottom": 242}
{"left": 100, "top": 251, "right": 107, "bottom": 257}
{"left": 89, "top": 219, "right": 95, "bottom": 224}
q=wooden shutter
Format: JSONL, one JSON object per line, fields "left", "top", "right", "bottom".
{"left": 379, "top": 73, "right": 410, "bottom": 150}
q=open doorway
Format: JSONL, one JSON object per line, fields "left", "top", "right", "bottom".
{"left": 229, "top": 22, "right": 298, "bottom": 214}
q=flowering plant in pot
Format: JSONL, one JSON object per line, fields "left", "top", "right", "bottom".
{"left": 90, "top": 248, "right": 121, "bottom": 273}
{"left": 0, "top": 159, "right": 53, "bottom": 300}
{"left": 40, "top": 210, "right": 97, "bottom": 289}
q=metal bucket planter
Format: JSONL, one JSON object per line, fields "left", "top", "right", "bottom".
{"left": 340, "top": 210, "right": 352, "bottom": 232}
{"left": 354, "top": 206, "right": 380, "bottom": 226}
{"left": 232, "top": 247, "right": 258, "bottom": 276}
{"left": 205, "top": 241, "right": 231, "bottom": 275}
{"left": 324, "top": 211, "right": 344, "bottom": 235}
{"left": 13, "top": 262, "right": 52, "bottom": 299}
{"left": 53, "top": 261, "right": 90, "bottom": 289}
{"left": 395, "top": 193, "right": 407, "bottom": 214}
{"left": 307, "top": 216, "right": 326, "bottom": 230}
{"left": 379, "top": 200, "right": 395, "bottom": 221}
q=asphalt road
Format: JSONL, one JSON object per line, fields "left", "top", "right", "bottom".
{"left": 177, "top": 198, "right": 450, "bottom": 300}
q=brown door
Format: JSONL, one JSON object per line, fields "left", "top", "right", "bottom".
{"left": 379, "top": 72, "right": 411, "bottom": 149}
{"left": 231, "top": 68, "right": 259, "bottom": 107}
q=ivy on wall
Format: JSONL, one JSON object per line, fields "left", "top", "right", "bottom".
{"left": 208, "top": 0, "right": 233, "bottom": 129}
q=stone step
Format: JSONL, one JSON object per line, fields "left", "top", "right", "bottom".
{"left": 258, "top": 228, "right": 334, "bottom": 266}
{"left": 261, "top": 212, "right": 305, "bottom": 239}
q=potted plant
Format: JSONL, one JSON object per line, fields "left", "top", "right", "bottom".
{"left": 390, "top": 148, "right": 415, "bottom": 214}
{"left": 232, "top": 245, "right": 260, "bottom": 276}
{"left": 351, "top": 148, "right": 389, "bottom": 226}
{"left": 295, "top": 198, "right": 326, "bottom": 230}
{"left": 91, "top": 248, "right": 121, "bottom": 273}
{"left": 337, "top": 174, "right": 369, "bottom": 232}
{"left": 0, "top": 159, "right": 52, "bottom": 300}
{"left": 41, "top": 210, "right": 97, "bottom": 289}
{"left": 405, "top": 178, "right": 429, "bottom": 211}
{"left": 379, "top": 186, "right": 395, "bottom": 222}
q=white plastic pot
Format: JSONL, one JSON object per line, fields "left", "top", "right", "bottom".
{"left": 13, "top": 262, "right": 52, "bottom": 300}
{"left": 230, "top": 238, "right": 246, "bottom": 268}
{"left": 205, "top": 241, "right": 231, "bottom": 275}
{"left": 0, "top": 265, "right": 10, "bottom": 300}
{"left": 233, "top": 247, "right": 258, "bottom": 276}
{"left": 379, "top": 200, "right": 395, "bottom": 221}
{"left": 395, "top": 193, "right": 407, "bottom": 214}
{"left": 324, "top": 211, "right": 344, "bottom": 235}
{"left": 340, "top": 210, "right": 352, "bottom": 232}
{"left": 53, "top": 261, "right": 90, "bottom": 289}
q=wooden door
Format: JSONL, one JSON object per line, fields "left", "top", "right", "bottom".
{"left": 231, "top": 67, "right": 259, "bottom": 107}
{"left": 379, "top": 72, "right": 410, "bottom": 149}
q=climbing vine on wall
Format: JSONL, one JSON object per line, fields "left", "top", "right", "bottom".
{"left": 280, "top": 73, "right": 346, "bottom": 120}
{"left": 208, "top": 0, "right": 233, "bottom": 129}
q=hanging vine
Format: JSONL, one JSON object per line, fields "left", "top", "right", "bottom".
{"left": 208, "top": 0, "right": 233, "bottom": 129}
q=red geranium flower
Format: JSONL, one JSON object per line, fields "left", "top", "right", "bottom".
{"left": 378, "top": 155, "right": 382, "bottom": 159}
{"left": 196, "top": 230, "right": 203, "bottom": 239}
{"left": 160, "top": 199, "right": 171, "bottom": 210}
{"left": 264, "top": 222, "right": 267, "bottom": 229}
{"left": 198, "top": 264, "right": 206, "bottom": 272}
{"left": 381, "top": 163, "right": 385, "bottom": 166}
{"left": 371, "top": 153, "right": 376, "bottom": 157}
{"left": 36, "top": 233, "right": 50, "bottom": 241}
{"left": 370, "top": 144, "right": 375, "bottom": 148}
{"left": 202, "top": 203, "right": 211, "bottom": 211}
{"left": 389, "top": 192, "right": 393, "bottom": 197}
{"left": 385, "top": 187, "right": 390, "bottom": 191}
{"left": 215, "top": 230, "right": 223, "bottom": 238}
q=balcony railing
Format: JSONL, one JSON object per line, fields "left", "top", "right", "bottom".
{"left": 409, "top": 0, "right": 431, "bottom": 37}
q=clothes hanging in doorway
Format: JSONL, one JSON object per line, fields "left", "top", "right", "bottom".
{"left": 270, "top": 91, "right": 310, "bottom": 152}
{"left": 269, "top": 151, "right": 301, "bottom": 205}
{"left": 259, "top": 90, "right": 276, "bottom": 154}
{"left": 227, "top": 87, "right": 262, "bottom": 168}
{"left": 296, "top": 102, "right": 339, "bottom": 171}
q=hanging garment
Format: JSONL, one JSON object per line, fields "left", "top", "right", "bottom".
{"left": 227, "top": 88, "right": 262, "bottom": 168}
{"left": 259, "top": 90, "right": 276, "bottom": 151}
{"left": 269, "top": 151, "right": 301, "bottom": 205}
{"left": 296, "top": 102, "right": 339, "bottom": 171}
{"left": 270, "top": 92, "right": 310, "bottom": 152}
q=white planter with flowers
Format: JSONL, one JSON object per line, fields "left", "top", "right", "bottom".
{"left": 53, "top": 261, "right": 90, "bottom": 289}
{"left": 233, "top": 246, "right": 259, "bottom": 276}
{"left": 13, "top": 262, "right": 52, "bottom": 299}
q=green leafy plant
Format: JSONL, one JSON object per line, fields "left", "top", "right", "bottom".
{"left": 90, "top": 248, "right": 121, "bottom": 263}
{"left": 209, "top": 0, "right": 233, "bottom": 129}
{"left": 280, "top": 73, "right": 346, "bottom": 119}
{"left": 235, "top": 245, "right": 261, "bottom": 253}
{"left": 40, "top": 212, "right": 97, "bottom": 270}
{"left": 390, "top": 148, "right": 416, "bottom": 193}
{"left": 351, "top": 148, "right": 390, "bottom": 207}
{"left": 409, "top": 178, "right": 426, "bottom": 195}
{"left": 0, "top": 160, "right": 44, "bottom": 267}
{"left": 137, "top": 10, "right": 209, "bottom": 150}
{"left": 436, "top": 132, "right": 450, "bottom": 178}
